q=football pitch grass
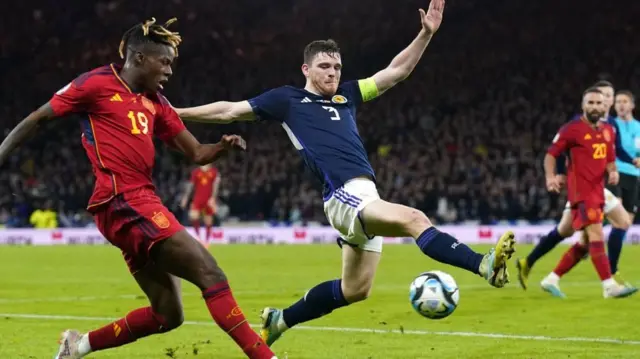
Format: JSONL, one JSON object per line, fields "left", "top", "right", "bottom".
{"left": 1, "top": 244, "right": 640, "bottom": 358}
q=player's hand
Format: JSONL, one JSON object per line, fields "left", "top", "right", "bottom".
{"left": 555, "top": 174, "right": 567, "bottom": 189}
{"left": 546, "top": 175, "right": 561, "bottom": 193}
{"left": 180, "top": 198, "right": 188, "bottom": 209}
{"left": 608, "top": 171, "right": 620, "bottom": 185}
{"left": 220, "top": 134, "right": 246, "bottom": 151}
{"left": 420, "top": 0, "right": 445, "bottom": 35}
{"left": 633, "top": 158, "right": 640, "bottom": 168}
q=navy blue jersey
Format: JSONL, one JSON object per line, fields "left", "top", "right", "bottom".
{"left": 249, "top": 80, "right": 376, "bottom": 198}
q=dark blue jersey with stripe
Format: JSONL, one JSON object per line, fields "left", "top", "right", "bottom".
{"left": 249, "top": 81, "right": 375, "bottom": 199}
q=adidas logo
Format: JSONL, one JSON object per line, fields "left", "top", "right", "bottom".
{"left": 110, "top": 94, "right": 123, "bottom": 102}
{"left": 301, "top": 97, "right": 312, "bottom": 103}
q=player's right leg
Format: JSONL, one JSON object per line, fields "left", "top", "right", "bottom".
{"left": 55, "top": 265, "right": 184, "bottom": 358}
{"left": 153, "top": 230, "right": 276, "bottom": 358}
{"left": 361, "top": 199, "right": 514, "bottom": 287}
{"left": 516, "top": 204, "right": 574, "bottom": 290}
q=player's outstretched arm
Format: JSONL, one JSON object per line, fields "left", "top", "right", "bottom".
{"left": 369, "top": 0, "right": 444, "bottom": 96}
{"left": 171, "top": 130, "right": 246, "bottom": 165}
{"left": 0, "top": 103, "right": 55, "bottom": 166}
{"left": 175, "top": 101, "right": 255, "bottom": 124}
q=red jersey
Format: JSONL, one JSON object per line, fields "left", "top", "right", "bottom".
{"left": 190, "top": 167, "right": 218, "bottom": 202}
{"left": 49, "top": 64, "right": 186, "bottom": 211}
{"left": 547, "top": 117, "right": 615, "bottom": 205}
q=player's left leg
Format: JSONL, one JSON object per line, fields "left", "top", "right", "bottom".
{"left": 360, "top": 199, "right": 515, "bottom": 287}
{"left": 260, "top": 244, "right": 381, "bottom": 346}
{"left": 203, "top": 212, "right": 214, "bottom": 246}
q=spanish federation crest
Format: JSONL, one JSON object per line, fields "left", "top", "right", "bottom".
{"left": 331, "top": 95, "right": 347, "bottom": 104}
{"left": 141, "top": 96, "right": 157, "bottom": 115}
{"left": 603, "top": 128, "right": 611, "bottom": 142}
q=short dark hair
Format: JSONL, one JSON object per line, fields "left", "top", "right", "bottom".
{"left": 303, "top": 39, "right": 341, "bottom": 64}
{"left": 616, "top": 90, "right": 635, "bottom": 103}
{"left": 119, "top": 17, "right": 182, "bottom": 59}
{"left": 592, "top": 80, "right": 614, "bottom": 89}
{"left": 583, "top": 87, "right": 603, "bottom": 98}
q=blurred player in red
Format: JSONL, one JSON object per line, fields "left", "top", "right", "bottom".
{"left": 541, "top": 87, "right": 638, "bottom": 299}
{"left": 181, "top": 164, "right": 220, "bottom": 245}
{"left": 0, "top": 18, "right": 276, "bottom": 359}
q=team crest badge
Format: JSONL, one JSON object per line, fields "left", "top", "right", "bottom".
{"left": 141, "top": 96, "right": 157, "bottom": 115}
{"left": 603, "top": 128, "right": 611, "bottom": 142}
{"left": 152, "top": 211, "right": 170, "bottom": 229}
{"left": 587, "top": 208, "right": 597, "bottom": 221}
{"left": 331, "top": 95, "right": 347, "bottom": 104}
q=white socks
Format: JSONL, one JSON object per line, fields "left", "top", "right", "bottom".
{"left": 77, "top": 334, "right": 92, "bottom": 356}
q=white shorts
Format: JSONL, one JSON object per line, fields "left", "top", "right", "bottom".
{"left": 323, "top": 178, "right": 383, "bottom": 252}
{"left": 563, "top": 188, "right": 620, "bottom": 214}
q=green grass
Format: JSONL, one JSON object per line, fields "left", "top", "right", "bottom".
{"left": 1, "top": 244, "right": 640, "bottom": 358}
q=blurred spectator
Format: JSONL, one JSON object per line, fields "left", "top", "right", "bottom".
{"left": 29, "top": 200, "right": 58, "bottom": 228}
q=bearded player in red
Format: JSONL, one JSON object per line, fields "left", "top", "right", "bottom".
{"left": 181, "top": 164, "right": 220, "bottom": 245}
{"left": 0, "top": 18, "right": 277, "bottom": 359}
{"left": 542, "top": 87, "right": 638, "bottom": 299}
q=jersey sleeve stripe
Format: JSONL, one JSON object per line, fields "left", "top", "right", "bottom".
{"left": 357, "top": 78, "right": 379, "bottom": 102}
{"left": 110, "top": 63, "right": 133, "bottom": 93}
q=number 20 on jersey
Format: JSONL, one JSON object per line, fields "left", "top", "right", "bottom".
{"left": 592, "top": 143, "right": 606, "bottom": 159}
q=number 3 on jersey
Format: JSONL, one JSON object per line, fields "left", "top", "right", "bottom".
{"left": 128, "top": 111, "right": 149, "bottom": 135}
{"left": 592, "top": 143, "right": 606, "bottom": 159}
{"left": 322, "top": 106, "right": 341, "bottom": 121}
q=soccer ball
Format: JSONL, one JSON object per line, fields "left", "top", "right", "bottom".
{"left": 409, "top": 270, "right": 459, "bottom": 319}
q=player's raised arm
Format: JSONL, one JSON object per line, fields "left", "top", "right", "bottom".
{"left": 0, "top": 103, "right": 55, "bottom": 167}
{"left": 175, "top": 100, "right": 255, "bottom": 123}
{"left": 368, "top": 0, "right": 444, "bottom": 97}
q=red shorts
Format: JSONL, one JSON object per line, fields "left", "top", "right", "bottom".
{"left": 571, "top": 202, "right": 604, "bottom": 230}
{"left": 190, "top": 199, "right": 214, "bottom": 216}
{"left": 93, "top": 188, "right": 184, "bottom": 274}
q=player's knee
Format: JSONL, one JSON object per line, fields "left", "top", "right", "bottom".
{"left": 197, "top": 262, "right": 228, "bottom": 289}
{"left": 612, "top": 214, "right": 631, "bottom": 230}
{"left": 152, "top": 306, "right": 184, "bottom": 331}
{"left": 399, "top": 209, "right": 432, "bottom": 237}
{"left": 342, "top": 282, "right": 373, "bottom": 303}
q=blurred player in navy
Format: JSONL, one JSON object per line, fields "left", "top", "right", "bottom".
{"left": 178, "top": 0, "right": 516, "bottom": 347}
{"left": 516, "top": 81, "right": 634, "bottom": 289}
{"left": 0, "top": 18, "right": 276, "bottom": 359}
{"left": 540, "top": 87, "right": 636, "bottom": 298}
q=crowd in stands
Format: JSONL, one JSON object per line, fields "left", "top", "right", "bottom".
{"left": 1, "top": 0, "right": 639, "bottom": 228}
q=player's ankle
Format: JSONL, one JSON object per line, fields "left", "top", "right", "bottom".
{"left": 78, "top": 333, "right": 92, "bottom": 356}
{"left": 276, "top": 315, "right": 289, "bottom": 332}
{"left": 546, "top": 272, "right": 560, "bottom": 283}
{"left": 602, "top": 278, "right": 617, "bottom": 289}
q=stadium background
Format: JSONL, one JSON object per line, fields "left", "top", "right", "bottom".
{"left": 0, "top": 0, "right": 638, "bottom": 229}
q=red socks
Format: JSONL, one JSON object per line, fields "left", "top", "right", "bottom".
{"left": 88, "top": 307, "right": 168, "bottom": 351}
{"left": 589, "top": 241, "right": 612, "bottom": 281}
{"left": 192, "top": 220, "right": 201, "bottom": 238}
{"left": 203, "top": 281, "right": 274, "bottom": 359}
{"left": 553, "top": 243, "right": 588, "bottom": 277}
{"left": 205, "top": 225, "right": 212, "bottom": 243}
